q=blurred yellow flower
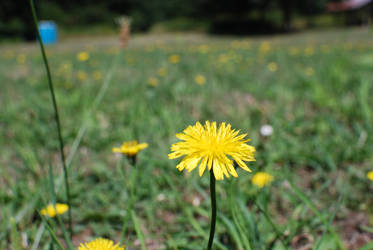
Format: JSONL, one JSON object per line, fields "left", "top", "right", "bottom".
{"left": 305, "top": 67, "right": 314, "bottom": 76}
{"left": 40, "top": 203, "right": 69, "bottom": 218}
{"left": 77, "top": 51, "right": 89, "bottom": 61}
{"left": 77, "top": 71, "right": 88, "bottom": 81}
{"left": 157, "top": 68, "right": 167, "bottom": 77}
{"left": 304, "top": 47, "right": 315, "bottom": 56}
{"left": 78, "top": 238, "right": 125, "bottom": 250}
{"left": 259, "top": 41, "right": 271, "bottom": 54}
{"left": 289, "top": 47, "right": 299, "bottom": 56}
{"left": 199, "top": 44, "right": 209, "bottom": 53}
{"left": 194, "top": 74, "right": 206, "bottom": 85}
{"left": 218, "top": 54, "right": 229, "bottom": 64}
{"left": 169, "top": 54, "right": 180, "bottom": 64}
{"left": 4, "top": 50, "right": 14, "bottom": 59}
{"left": 252, "top": 172, "right": 274, "bottom": 188}
{"left": 367, "top": 171, "right": 373, "bottom": 181}
{"left": 169, "top": 121, "right": 256, "bottom": 180}
{"left": 17, "top": 54, "right": 26, "bottom": 64}
{"left": 268, "top": 62, "right": 278, "bottom": 72}
{"left": 112, "top": 140, "right": 148, "bottom": 157}
{"left": 62, "top": 62, "right": 72, "bottom": 71}
{"left": 147, "top": 77, "right": 158, "bottom": 87}
{"left": 93, "top": 71, "right": 103, "bottom": 81}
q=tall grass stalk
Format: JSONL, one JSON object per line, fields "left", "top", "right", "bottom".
{"left": 28, "top": 0, "right": 72, "bottom": 237}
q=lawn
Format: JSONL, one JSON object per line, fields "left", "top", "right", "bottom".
{"left": 1, "top": 27, "right": 373, "bottom": 249}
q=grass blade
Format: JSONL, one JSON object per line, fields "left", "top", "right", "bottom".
{"left": 288, "top": 181, "right": 345, "bottom": 250}
{"left": 28, "top": 0, "right": 72, "bottom": 236}
{"left": 131, "top": 210, "right": 147, "bottom": 250}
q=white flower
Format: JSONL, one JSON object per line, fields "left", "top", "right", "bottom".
{"left": 260, "top": 124, "right": 273, "bottom": 137}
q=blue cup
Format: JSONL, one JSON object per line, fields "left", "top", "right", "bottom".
{"left": 38, "top": 21, "right": 58, "bottom": 45}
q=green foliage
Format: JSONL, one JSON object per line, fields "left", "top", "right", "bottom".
{"left": 1, "top": 28, "right": 373, "bottom": 248}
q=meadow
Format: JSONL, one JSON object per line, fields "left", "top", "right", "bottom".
{"left": 1, "top": 27, "right": 373, "bottom": 249}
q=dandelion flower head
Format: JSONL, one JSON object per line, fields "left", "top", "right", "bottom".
{"left": 40, "top": 203, "right": 69, "bottom": 218}
{"left": 169, "top": 121, "right": 256, "bottom": 180}
{"left": 77, "top": 51, "right": 90, "bottom": 61}
{"left": 78, "top": 238, "right": 125, "bottom": 250}
{"left": 252, "top": 172, "right": 274, "bottom": 188}
{"left": 268, "top": 62, "right": 278, "bottom": 72}
{"left": 158, "top": 68, "right": 167, "bottom": 77}
{"left": 169, "top": 54, "right": 180, "bottom": 64}
{"left": 195, "top": 74, "right": 206, "bottom": 85}
{"left": 147, "top": 77, "right": 158, "bottom": 87}
{"left": 112, "top": 140, "right": 148, "bottom": 157}
{"left": 367, "top": 171, "right": 373, "bottom": 181}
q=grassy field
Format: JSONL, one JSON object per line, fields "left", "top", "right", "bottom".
{"left": 1, "top": 27, "right": 373, "bottom": 250}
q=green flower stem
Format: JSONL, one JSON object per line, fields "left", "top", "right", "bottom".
{"left": 29, "top": 0, "right": 72, "bottom": 237}
{"left": 207, "top": 170, "right": 217, "bottom": 250}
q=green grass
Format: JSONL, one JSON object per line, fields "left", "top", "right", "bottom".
{"left": 1, "top": 27, "right": 373, "bottom": 249}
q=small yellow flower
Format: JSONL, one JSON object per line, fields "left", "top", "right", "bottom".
{"left": 77, "top": 51, "right": 89, "bottom": 61}
{"left": 289, "top": 47, "right": 299, "bottom": 56}
{"left": 367, "top": 171, "right": 373, "bottom": 181}
{"left": 77, "top": 71, "right": 88, "bottom": 81}
{"left": 112, "top": 140, "right": 148, "bottom": 157}
{"left": 157, "top": 68, "right": 167, "bottom": 77}
{"left": 259, "top": 41, "right": 271, "bottom": 54}
{"left": 199, "top": 44, "right": 209, "bottom": 53}
{"left": 17, "top": 54, "right": 26, "bottom": 64}
{"left": 40, "top": 203, "right": 69, "bottom": 218}
{"left": 194, "top": 74, "right": 206, "bottom": 85}
{"left": 268, "top": 62, "right": 278, "bottom": 72}
{"left": 93, "top": 71, "right": 103, "bottom": 81}
{"left": 79, "top": 238, "right": 125, "bottom": 250}
{"left": 169, "top": 54, "right": 180, "bottom": 64}
{"left": 218, "top": 54, "right": 229, "bottom": 64}
{"left": 4, "top": 50, "right": 14, "bottom": 59}
{"left": 169, "top": 121, "right": 256, "bottom": 180}
{"left": 252, "top": 172, "right": 274, "bottom": 188}
{"left": 304, "top": 47, "right": 315, "bottom": 56}
{"left": 305, "top": 67, "right": 314, "bottom": 76}
{"left": 147, "top": 77, "right": 158, "bottom": 87}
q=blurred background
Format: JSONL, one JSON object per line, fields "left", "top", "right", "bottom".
{"left": 1, "top": 0, "right": 373, "bottom": 40}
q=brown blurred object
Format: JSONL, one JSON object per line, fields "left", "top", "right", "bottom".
{"left": 291, "top": 233, "right": 314, "bottom": 250}
{"left": 118, "top": 16, "right": 131, "bottom": 48}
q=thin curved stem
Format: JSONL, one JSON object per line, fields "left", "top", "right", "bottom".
{"left": 29, "top": 0, "right": 72, "bottom": 237}
{"left": 207, "top": 170, "right": 216, "bottom": 250}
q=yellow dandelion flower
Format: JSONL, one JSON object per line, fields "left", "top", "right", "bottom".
{"left": 252, "top": 172, "right": 274, "bottom": 188}
{"left": 289, "top": 47, "right": 299, "bottom": 56}
{"left": 79, "top": 238, "right": 125, "bottom": 250}
{"left": 169, "top": 54, "right": 180, "bottom": 64}
{"left": 5, "top": 50, "right": 14, "bottom": 59}
{"left": 304, "top": 47, "right": 314, "bottom": 56}
{"left": 268, "top": 62, "right": 278, "bottom": 72}
{"left": 147, "top": 77, "right": 158, "bottom": 87}
{"left": 305, "top": 67, "right": 314, "bottom": 76}
{"left": 157, "top": 68, "right": 167, "bottom": 77}
{"left": 77, "top": 71, "right": 88, "bottom": 81}
{"left": 259, "top": 41, "right": 271, "bottom": 54}
{"left": 77, "top": 51, "right": 89, "bottom": 62}
{"left": 112, "top": 140, "right": 148, "bottom": 157}
{"left": 367, "top": 171, "right": 373, "bottom": 181}
{"left": 17, "top": 54, "right": 26, "bottom": 64}
{"left": 195, "top": 74, "right": 206, "bottom": 85}
{"left": 93, "top": 71, "right": 103, "bottom": 81}
{"left": 218, "top": 54, "right": 229, "bottom": 64}
{"left": 199, "top": 44, "right": 209, "bottom": 53}
{"left": 40, "top": 203, "right": 69, "bottom": 218}
{"left": 169, "top": 121, "right": 256, "bottom": 180}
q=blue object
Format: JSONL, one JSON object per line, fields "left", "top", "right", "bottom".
{"left": 38, "top": 21, "right": 58, "bottom": 45}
